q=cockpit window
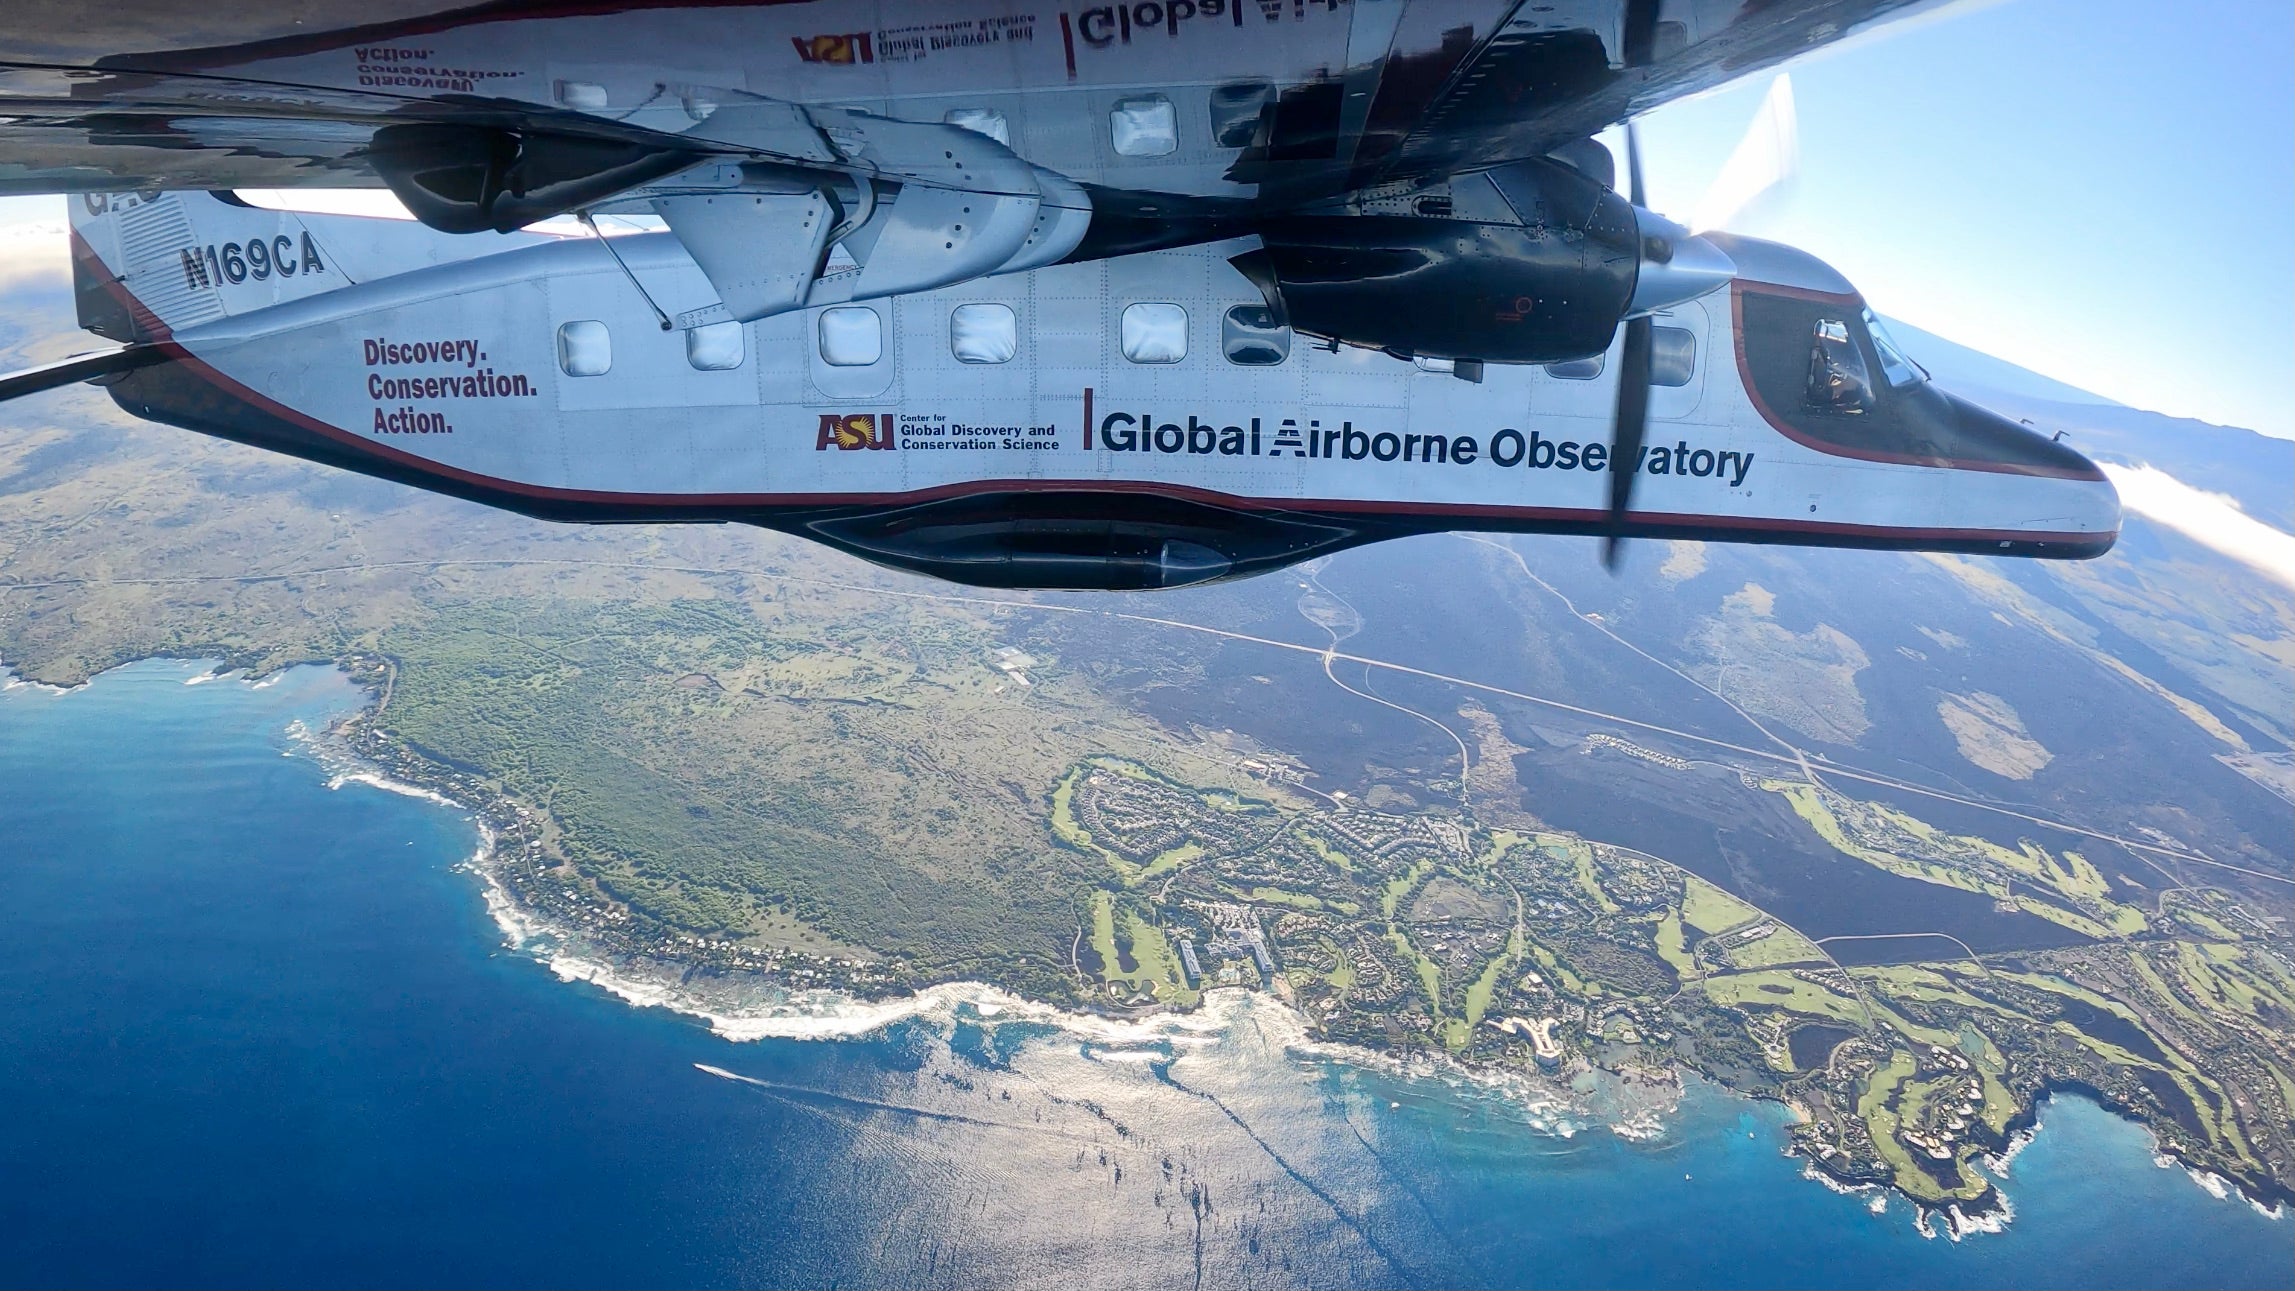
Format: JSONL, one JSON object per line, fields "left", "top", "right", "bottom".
{"left": 1862, "top": 308, "right": 1928, "bottom": 388}
{"left": 1806, "top": 317, "right": 1873, "bottom": 414}
{"left": 1735, "top": 285, "right": 2095, "bottom": 475}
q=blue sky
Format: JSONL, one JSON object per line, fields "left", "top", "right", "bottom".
{"left": 4, "top": 0, "right": 2288, "bottom": 437}
{"left": 1637, "top": 0, "right": 2293, "bottom": 438}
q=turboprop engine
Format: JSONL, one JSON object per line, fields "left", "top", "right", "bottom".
{"left": 1238, "top": 156, "right": 1736, "bottom": 368}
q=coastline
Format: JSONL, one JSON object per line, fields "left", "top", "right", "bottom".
{"left": 17, "top": 652, "right": 2284, "bottom": 1229}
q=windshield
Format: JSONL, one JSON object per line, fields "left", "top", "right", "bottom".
{"left": 1863, "top": 308, "right": 1929, "bottom": 388}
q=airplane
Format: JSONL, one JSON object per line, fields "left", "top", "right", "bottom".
{"left": 0, "top": 0, "right": 2121, "bottom": 590}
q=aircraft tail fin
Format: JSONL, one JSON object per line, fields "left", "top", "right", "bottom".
{"left": 69, "top": 191, "right": 350, "bottom": 342}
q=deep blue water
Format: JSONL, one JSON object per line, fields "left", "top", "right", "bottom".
{"left": 0, "top": 661, "right": 2286, "bottom": 1289}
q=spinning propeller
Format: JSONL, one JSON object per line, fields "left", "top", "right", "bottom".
{"left": 1601, "top": 75, "right": 1800, "bottom": 569}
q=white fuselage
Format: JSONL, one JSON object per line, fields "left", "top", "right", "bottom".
{"left": 69, "top": 191, "right": 2118, "bottom": 561}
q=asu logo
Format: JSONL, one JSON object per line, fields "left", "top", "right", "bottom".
{"left": 791, "top": 32, "right": 874, "bottom": 64}
{"left": 816, "top": 413, "right": 897, "bottom": 452}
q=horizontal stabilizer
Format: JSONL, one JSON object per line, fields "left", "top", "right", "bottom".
{"left": 0, "top": 346, "right": 168, "bottom": 405}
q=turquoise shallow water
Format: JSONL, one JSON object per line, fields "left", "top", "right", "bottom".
{"left": 0, "top": 660, "right": 2286, "bottom": 1289}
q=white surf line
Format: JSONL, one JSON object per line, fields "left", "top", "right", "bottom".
{"left": 12, "top": 554, "right": 2280, "bottom": 883}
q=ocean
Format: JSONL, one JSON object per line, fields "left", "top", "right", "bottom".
{"left": 0, "top": 660, "right": 2285, "bottom": 1289}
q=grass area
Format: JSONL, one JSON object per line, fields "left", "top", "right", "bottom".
{"left": 1088, "top": 891, "right": 1121, "bottom": 977}
{"left": 1654, "top": 910, "right": 1697, "bottom": 980}
{"left": 1380, "top": 857, "right": 1436, "bottom": 919}
{"left": 1768, "top": 782, "right": 1990, "bottom": 896}
{"left": 1119, "top": 912, "right": 1192, "bottom": 1003}
{"left": 1087, "top": 891, "right": 1194, "bottom": 1003}
{"left": 1701, "top": 970, "right": 1866, "bottom": 1025}
{"left": 2161, "top": 892, "right": 2243, "bottom": 940}
{"left": 2007, "top": 896, "right": 2117, "bottom": 940}
{"left": 1455, "top": 924, "right": 1528, "bottom": 1048}
{"left": 1726, "top": 925, "right": 1827, "bottom": 968}
{"left": 1681, "top": 875, "right": 1763, "bottom": 935}
{"left": 1526, "top": 937, "right": 1590, "bottom": 996}
{"left": 1390, "top": 929, "right": 1445, "bottom": 1019}
{"left": 1299, "top": 831, "right": 1357, "bottom": 874}
{"left": 1764, "top": 780, "right": 2151, "bottom": 937}
{"left": 1558, "top": 839, "right": 1620, "bottom": 914}
{"left": 1856, "top": 1049, "right": 1986, "bottom": 1203}
{"left": 1856, "top": 995, "right": 2018, "bottom": 1136}
{"left": 1052, "top": 765, "right": 1205, "bottom": 886}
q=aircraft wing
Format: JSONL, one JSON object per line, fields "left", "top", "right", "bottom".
{"left": 0, "top": 0, "right": 1949, "bottom": 210}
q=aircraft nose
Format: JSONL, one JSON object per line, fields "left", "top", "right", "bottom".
{"left": 1627, "top": 209, "right": 1735, "bottom": 315}
{"left": 1941, "top": 390, "right": 2122, "bottom": 555}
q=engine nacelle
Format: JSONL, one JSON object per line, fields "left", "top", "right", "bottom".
{"left": 1248, "top": 157, "right": 1638, "bottom": 365}
{"left": 1244, "top": 156, "right": 1732, "bottom": 367}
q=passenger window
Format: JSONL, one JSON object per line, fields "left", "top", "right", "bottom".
{"left": 1120, "top": 303, "right": 1187, "bottom": 363}
{"left": 1208, "top": 81, "right": 1272, "bottom": 148}
{"left": 1546, "top": 354, "right": 1603, "bottom": 380}
{"left": 1651, "top": 326, "right": 1695, "bottom": 387}
{"left": 556, "top": 320, "right": 611, "bottom": 377}
{"left": 1805, "top": 317, "right": 1873, "bottom": 413}
{"left": 818, "top": 306, "right": 883, "bottom": 367}
{"left": 943, "top": 108, "right": 1009, "bottom": 146}
{"left": 1110, "top": 96, "right": 1178, "bottom": 157}
{"left": 554, "top": 80, "right": 608, "bottom": 110}
{"left": 950, "top": 302, "right": 1017, "bottom": 364}
{"left": 1222, "top": 305, "right": 1288, "bottom": 366}
{"left": 685, "top": 321, "right": 744, "bottom": 371}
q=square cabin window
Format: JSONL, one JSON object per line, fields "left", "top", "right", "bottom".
{"left": 554, "top": 79, "right": 609, "bottom": 110}
{"left": 685, "top": 320, "right": 744, "bottom": 371}
{"left": 1110, "top": 96, "right": 1178, "bottom": 157}
{"left": 1120, "top": 303, "right": 1187, "bottom": 364}
{"left": 1546, "top": 354, "right": 1603, "bottom": 381}
{"left": 818, "top": 306, "right": 883, "bottom": 366}
{"left": 556, "top": 320, "right": 610, "bottom": 377}
{"left": 1651, "top": 326, "right": 1696, "bottom": 387}
{"left": 950, "top": 303, "right": 1017, "bottom": 364}
{"left": 943, "top": 107, "right": 1010, "bottom": 146}
{"left": 1222, "top": 305, "right": 1289, "bottom": 366}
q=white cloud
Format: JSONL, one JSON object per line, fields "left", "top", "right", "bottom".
{"left": 0, "top": 220, "right": 68, "bottom": 288}
{"left": 2101, "top": 463, "right": 2295, "bottom": 591}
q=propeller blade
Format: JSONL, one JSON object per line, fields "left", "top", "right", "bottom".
{"left": 1624, "top": 119, "right": 1647, "bottom": 209}
{"left": 1602, "top": 314, "right": 1655, "bottom": 569}
{"left": 1689, "top": 73, "right": 1799, "bottom": 235}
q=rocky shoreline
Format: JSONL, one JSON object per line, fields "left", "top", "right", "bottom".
{"left": 306, "top": 654, "right": 2289, "bottom": 1229}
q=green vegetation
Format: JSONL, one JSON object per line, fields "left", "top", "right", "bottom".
{"left": 1701, "top": 971, "right": 1866, "bottom": 1025}
{"left": 1, "top": 356, "right": 2286, "bottom": 1221}
{"left": 1681, "top": 875, "right": 1763, "bottom": 935}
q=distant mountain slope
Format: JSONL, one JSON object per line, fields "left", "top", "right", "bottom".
{"left": 1884, "top": 317, "right": 2295, "bottom": 530}
{"left": 1880, "top": 318, "right": 2123, "bottom": 408}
